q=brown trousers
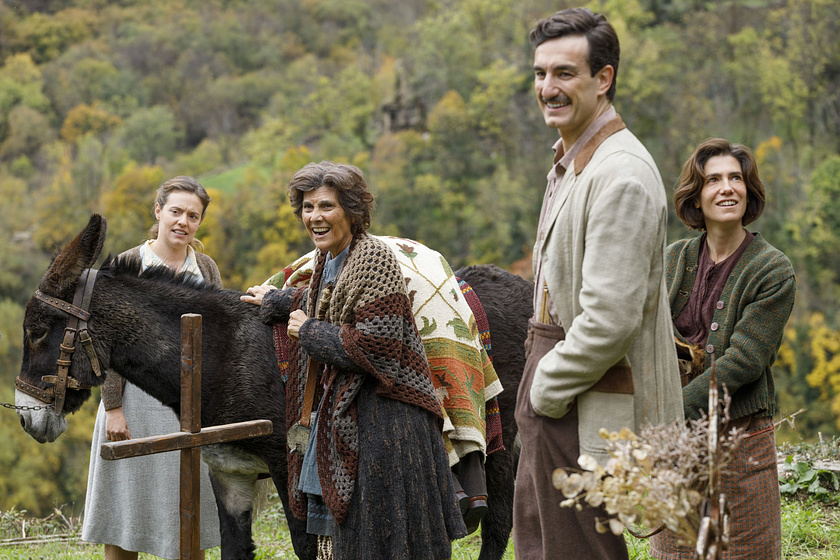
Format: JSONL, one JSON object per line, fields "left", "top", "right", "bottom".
{"left": 513, "top": 321, "right": 628, "bottom": 560}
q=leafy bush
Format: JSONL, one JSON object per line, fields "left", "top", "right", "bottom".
{"left": 778, "top": 435, "right": 840, "bottom": 502}
{"left": 779, "top": 457, "right": 839, "bottom": 499}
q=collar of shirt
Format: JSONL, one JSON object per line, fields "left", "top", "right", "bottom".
{"left": 140, "top": 239, "right": 203, "bottom": 279}
{"left": 547, "top": 105, "right": 620, "bottom": 183}
{"left": 322, "top": 245, "right": 350, "bottom": 286}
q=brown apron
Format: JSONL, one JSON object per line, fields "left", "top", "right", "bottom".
{"left": 649, "top": 415, "right": 781, "bottom": 560}
{"left": 513, "top": 320, "right": 629, "bottom": 560}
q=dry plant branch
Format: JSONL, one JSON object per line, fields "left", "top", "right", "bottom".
{"left": 553, "top": 389, "right": 745, "bottom": 546}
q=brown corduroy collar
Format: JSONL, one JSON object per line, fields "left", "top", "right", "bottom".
{"left": 554, "top": 114, "right": 627, "bottom": 176}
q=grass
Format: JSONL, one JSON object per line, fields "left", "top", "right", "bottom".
{"left": 0, "top": 494, "right": 515, "bottom": 560}
{"left": 247, "top": 494, "right": 518, "bottom": 559}
{"left": 780, "top": 497, "right": 840, "bottom": 559}
{"left": 0, "top": 495, "right": 837, "bottom": 559}
{"left": 198, "top": 164, "right": 270, "bottom": 194}
{"left": 622, "top": 496, "right": 840, "bottom": 560}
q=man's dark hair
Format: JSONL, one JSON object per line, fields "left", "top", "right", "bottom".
{"left": 529, "top": 8, "right": 620, "bottom": 101}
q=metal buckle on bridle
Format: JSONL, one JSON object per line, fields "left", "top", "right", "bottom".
{"left": 15, "top": 268, "right": 103, "bottom": 416}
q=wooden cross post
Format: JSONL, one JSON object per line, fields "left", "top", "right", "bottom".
{"left": 100, "top": 314, "right": 273, "bottom": 559}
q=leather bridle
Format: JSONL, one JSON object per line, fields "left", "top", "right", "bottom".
{"left": 15, "top": 268, "right": 104, "bottom": 416}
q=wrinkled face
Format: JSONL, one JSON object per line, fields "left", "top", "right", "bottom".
{"left": 154, "top": 191, "right": 204, "bottom": 251}
{"left": 301, "top": 186, "right": 354, "bottom": 257}
{"left": 697, "top": 155, "right": 748, "bottom": 230}
{"left": 533, "top": 35, "right": 613, "bottom": 147}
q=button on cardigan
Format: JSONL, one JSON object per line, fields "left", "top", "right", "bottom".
{"left": 666, "top": 233, "right": 796, "bottom": 420}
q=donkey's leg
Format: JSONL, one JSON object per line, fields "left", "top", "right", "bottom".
{"left": 208, "top": 470, "right": 258, "bottom": 560}
{"left": 479, "top": 447, "right": 516, "bottom": 560}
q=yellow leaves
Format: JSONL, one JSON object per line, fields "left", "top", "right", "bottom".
{"left": 279, "top": 146, "right": 314, "bottom": 175}
{"left": 804, "top": 312, "right": 840, "bottom": 388}
{"left": 0, "top": 53, "right": 51, "bottom": 128}
{"left": 175, "top": 139, "right": 223, "bottom": 178}
{"left": 776, "top": 325, "right": 798, "bottom": 376}
{"left": 241, "top": 118, "right": 302, "bottom": 169}
{"left": 100, "top": 164, "right": 165, "bottom": 251}
{"left": 469, "top": 61, "right": 522, "bottom": 140}
{"left": 803, "top": 312, "right": 840, "bottom": 427}
{"left": 16, "top": 8, "right": 100, "bottom": 63}
{"left": 428, "top": 90, "right": 469, "bottom": 135}
{"left": 0, "top": 105, "right": 53, "bottom": 160}
{"left": 60, "top": 104, "right": 122, "bottom": 143}
{"left": 0, "top": 299, "right": 24, "bottom": 376}
{"left": 591, "top": 0, "right": 655, "bottom": 30}
{"left": 0, "top": 53, "right": 43, "bottom": 85}
{"left": 755, "top": 136, "right": 784, "bottom": 165}
{"left": 243, "top": 200, "right": 309, "bottom": 287}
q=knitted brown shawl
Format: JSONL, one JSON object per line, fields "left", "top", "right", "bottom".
{"left": 285, "top": 234, "right": 442, "bottom": 524}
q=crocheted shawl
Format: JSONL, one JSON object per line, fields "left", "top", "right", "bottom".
{"left": 284, "top": 234, "right": 442, "bottom": 524}
{"left": 269, "top": 235, "right": 503, "bottom": 464}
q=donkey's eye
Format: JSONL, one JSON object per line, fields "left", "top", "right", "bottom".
{"left": 27, "top": 328, "right": 48, "bottom": 345}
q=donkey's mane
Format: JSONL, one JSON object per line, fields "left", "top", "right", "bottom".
{"left": 100, "top": 254, "right": 218, "bottom": 292}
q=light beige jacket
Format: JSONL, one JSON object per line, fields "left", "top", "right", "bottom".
{"left": 531, "top": 119, "right": 684, "bottom": 465}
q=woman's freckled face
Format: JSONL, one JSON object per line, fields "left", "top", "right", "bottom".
{"left": 154, "top": 191, "right": 204, "bottom": 250}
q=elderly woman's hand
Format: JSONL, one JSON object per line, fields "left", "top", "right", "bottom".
{"left": 240, "top": 284, "right": 277, "bottom": 306}
{"left": 287, "top": 309, "right": 309, "bottom": 339}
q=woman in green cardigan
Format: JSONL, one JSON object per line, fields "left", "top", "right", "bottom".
{"left": 650, "top": 138, "right": 795, "bottom": 560}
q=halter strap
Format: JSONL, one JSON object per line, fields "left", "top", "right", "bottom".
{"left": 20, "top": 268, "right": 102, "bottom": 416}
{"left": 35, "top": 290, "right": 91, "bottom": 321}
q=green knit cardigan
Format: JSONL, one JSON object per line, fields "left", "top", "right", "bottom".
{"left": 666, "top": 233, "right": 796, "bottom": 421}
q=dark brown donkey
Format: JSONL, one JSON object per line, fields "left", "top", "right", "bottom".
{"left": 15, "top": 214, "right": 532, "bottom": 560}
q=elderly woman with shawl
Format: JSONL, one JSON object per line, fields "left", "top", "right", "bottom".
{"left": 242, "top": 161, "right": 466, "bottom": 558}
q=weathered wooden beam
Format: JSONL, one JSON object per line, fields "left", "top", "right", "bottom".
{"left": 98, "top": 313, "right": 274, "bottom": 560}
{"left": 99, "top": 419, "right": 273, "bottom": 460}
{"left": 181, "top": 447, "right": 201, "bottom": 559}
{"left": 181, "top": 314, "right": 201, "bottom": 435}
{"left": 181, "top": 314, "right": 201, "bottom": 560}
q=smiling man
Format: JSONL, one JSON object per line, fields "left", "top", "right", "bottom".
{"left": 513, "top": 8, "right": 683, "bottom": 559}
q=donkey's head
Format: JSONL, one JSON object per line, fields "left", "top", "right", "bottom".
{"left": 16, "top": 214, "right": 107, "bottom": 443}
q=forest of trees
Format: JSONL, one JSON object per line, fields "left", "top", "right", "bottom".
{"left": 0, "top": 0, "right": 839, "bottom": 516}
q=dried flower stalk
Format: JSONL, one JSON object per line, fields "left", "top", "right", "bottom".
{"left": 553, "top": 390, "right": 744, "bottom": 545}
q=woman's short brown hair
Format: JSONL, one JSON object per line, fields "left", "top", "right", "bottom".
{"left": 288, "top": 161, "right": 375, "bottom": 236}
{"left": 673, "top": 138, "right": 766, "bottom": 231}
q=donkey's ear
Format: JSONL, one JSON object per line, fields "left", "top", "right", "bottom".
{"left": 80, "top": 214, "right": 107, "bottom": 268}
{"left": 40, "top": 214, "right": 107, "bottom": 296}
